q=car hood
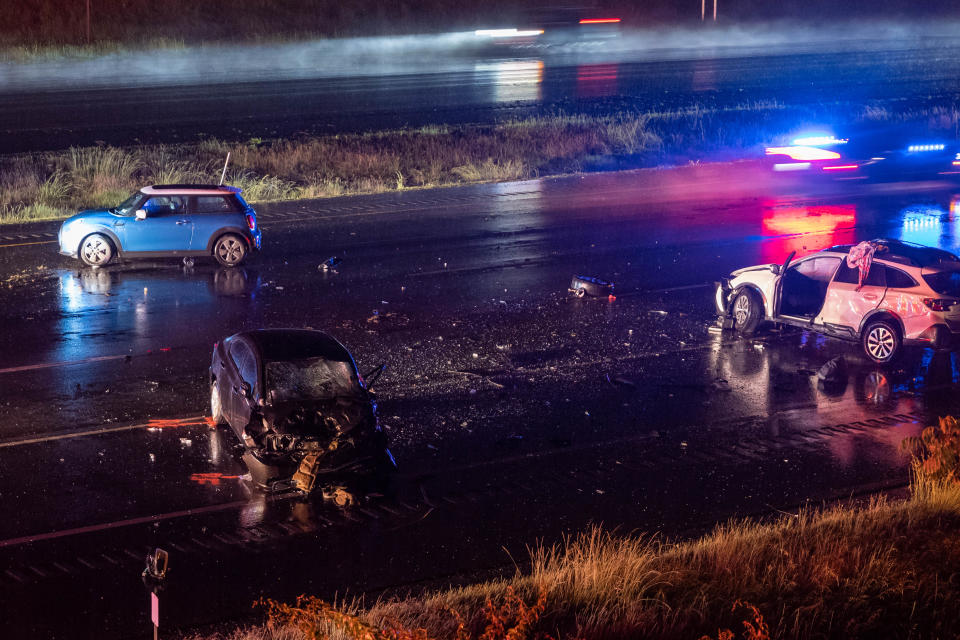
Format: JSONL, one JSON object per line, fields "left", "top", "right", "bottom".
{"left": 62, "top": 208, "right": 117, "bottom": 225}
{"left": 730, "top": 264, "right": 778, "bottom": 277}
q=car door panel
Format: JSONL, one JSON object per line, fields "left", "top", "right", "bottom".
{"left": 124, "top": 196, "right": 193, "bottom": 252}
{"left": 819, "top": 261, "right": 886, "bottom": 329}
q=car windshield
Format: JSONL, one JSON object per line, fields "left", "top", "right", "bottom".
{"left": 922, "top": 269, "right": 960, "bottom": 296}
{"left": 264, "top": 357, "right": 362, "bottom": 404}
{"left": 112, "top": 191, "right": 145, "bottom": 216}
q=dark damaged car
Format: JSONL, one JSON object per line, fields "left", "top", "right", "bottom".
{"left": 210, "top": 329, "right": 394, "bottom": 491}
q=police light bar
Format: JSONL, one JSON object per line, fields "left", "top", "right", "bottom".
{"left": 908, "top": 144, "right": 945, "bottom": 152}
{"left": 791, "top": 135, "right": 847, "bottom": 146}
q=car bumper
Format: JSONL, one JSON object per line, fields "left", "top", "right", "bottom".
{"left": 905, "top": 323, "right": 960, "bottom": 349}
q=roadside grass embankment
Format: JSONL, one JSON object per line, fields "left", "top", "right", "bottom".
{"left": 4, "top": 102, "right": 959, "bottom": 225}
{"left": 190, "top": 418, "right": 960, "bottom": 640}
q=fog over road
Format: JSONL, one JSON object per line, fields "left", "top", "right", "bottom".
{"left": 1, "top": 165, "right": 959, "bottom": 636}
{"left": 2, "top": 26, "right": 960, "bottom": 153}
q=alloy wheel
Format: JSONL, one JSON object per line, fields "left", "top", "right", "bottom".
{"left": 216, "top": 237, "right": 245, "bottom": 265}
{"left": 81, "top": 236, "right": 111, "bottom": 265}
{"left": 734, "top": 294, "right": 751, "bottom": 326}
{"left": 866, "top": 325, "right": 895, "bottom": 360}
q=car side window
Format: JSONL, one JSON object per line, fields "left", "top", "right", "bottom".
{"left": 229, "top": 342, "right": 258, "bottom": 390}
{"left": 834, "top": 260, "right": 886, "bottom": 287}
{"left": 192, "top": 196, "right": 241, "bottom": 214}
{"left": 142, "top": 196, "right": 186, "bottom": 215}
{"left": 792, "top": 257, "right": 841, "bottom": 281}
{"left": 885, "top": 266, "right": 917, "bottom": 288}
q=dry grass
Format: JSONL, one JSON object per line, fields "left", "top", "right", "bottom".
{"left": 6, "top": 100, "right": 958, "bottom": 225}
{"left": 187, "top": 419, "right": 960, "bottom": 639}
{"left": 188, "top": 477, "right": 960, "bottom": 640}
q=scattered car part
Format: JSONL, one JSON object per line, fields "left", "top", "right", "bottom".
{"left": 569, "top": 275, "right": 614, "bottom": 298}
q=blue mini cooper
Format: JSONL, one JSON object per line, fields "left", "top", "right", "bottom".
{"left": 58, "top": 184, "right": 262, "bottom": 267}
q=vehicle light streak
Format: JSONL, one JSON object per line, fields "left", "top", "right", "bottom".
{"left": 766, "top": 146, "right": 841, "bottom": 161}
{"left": 773, "top": 162, "right": 811, "bottom": 171}
{"left": 822, "top": 164, "right": 859, "bottom": 171}
{"left": 579, "top": 18, "right": 621, "bottom": 24}
{"left": 792, "top": 135, "right": 847, "bottom": 146}
{"left": 474, "top": 28, "right": 543, "bottom": 37}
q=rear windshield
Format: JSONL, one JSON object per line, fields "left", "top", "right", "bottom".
{"left": 922, "top": 270, "right": 960, "bottom": 295}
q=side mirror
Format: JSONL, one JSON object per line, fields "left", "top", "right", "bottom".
{"left": 239, "top": 381, "right": 252, "bottom": 398}
{"left": 135, "top": 209, "right": 147, "bottom": 220}
{"left": 363, "top": 364, "right": 386, "bottom": 389}
{"left": 770, "top": 264, "right": 780, "bottom": 275}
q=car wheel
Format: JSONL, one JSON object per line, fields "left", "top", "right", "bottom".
{"left": 862, "top": 319, "right": 901, "bottom": 364}
{"left": 79, "top": 234, "right": 114, "bottom": 267}
{"left": 213, "top": 234, "right": 247, "bottom": 267}
{"left": 210, "top": 380, "right": 226, "bottom": 426}
{"left": 732, "top": 289, "right": 763, "bottom": 335}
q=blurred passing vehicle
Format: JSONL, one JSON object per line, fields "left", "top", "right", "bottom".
{"left": 58, "top": 184, "right": 261, "bottom": 267}
{"left": 210, "top": 329, "right": 394, "bottom": 491}
{"left": 764, "top": 127, "right": 960, "bottom": 180}
{"left": 716, "top": 239, "right": 960, "bottom": 363}
{"left": 474, "top": 4, "right": 620, "bottom": 45}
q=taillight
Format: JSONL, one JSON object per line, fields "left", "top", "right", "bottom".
{"left": 246, "top": 213, "right": 256, "bottom": 231}
{"left": 922, "top": 298, "right": 958, "bottom": 312}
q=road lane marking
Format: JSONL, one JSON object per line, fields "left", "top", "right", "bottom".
{"left": 0, "top": 500, "right": 252, "bottom": 549}
{"left": 0, "top": 353, "right": 129, "bottom": 375}
{"left": 0, "top": 239, "right": 57, "bottom": 248}
{"left": 0, "top": 414, "right": 209, "bottom": 449}
{"left": 0, "top": 346, "right": 178, "bottom": 376}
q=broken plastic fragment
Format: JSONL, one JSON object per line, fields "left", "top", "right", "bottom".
{"left": 320, "top": 256, "right": 342, "bottom": 271}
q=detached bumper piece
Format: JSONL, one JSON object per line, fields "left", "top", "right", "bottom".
{"left": 714, "top": 280, "right": 735, "bottom": 328}
{"left": 293, "top": 453, "right": 323, "bottom": 492}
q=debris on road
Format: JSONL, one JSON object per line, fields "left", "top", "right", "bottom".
{"left": 817, "top": 356, "right": 847, "bottom": 383}
{"left": 320, "top": 256, "right": 342, "bottom": 272}
{"left": 569, "top": 275, "right": 614, "bottom": 298}
{"left": 606, "top": 374, "right": 637, "bottom": 390}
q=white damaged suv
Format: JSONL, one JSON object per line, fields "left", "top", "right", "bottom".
{"left": 716, "top": 239, "right": 960, "bottom": 363}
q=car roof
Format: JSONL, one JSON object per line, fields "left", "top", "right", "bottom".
{"left": 235, "top": 329, "right": 356, "bottom": 367}
{"left": 821, "top": 239, "right": 960, "bottom": 268}
{"left": 142, "top": 184, "right": 242, "bottom": 196}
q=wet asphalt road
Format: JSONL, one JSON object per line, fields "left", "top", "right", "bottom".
{"left": 2, "top": 165, "right": 960, "bottom": 637}
{"left": 3, "top": 39, "right": 960, "bottom": 152}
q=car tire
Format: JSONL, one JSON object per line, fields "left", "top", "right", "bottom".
{"left": 210, "top": 380, "right": 227, "bottom": 426}
{"left": 79, "top": 233, "right": 114, "bottom": 267}
{"left": 862, "top": 319, "right": 901, "bottom": 364}
{"left": 732, "top": 289, "right": 763, "bottom": 335}
{"left": 213, "top": 234, "right": 247, "bottom": 267}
